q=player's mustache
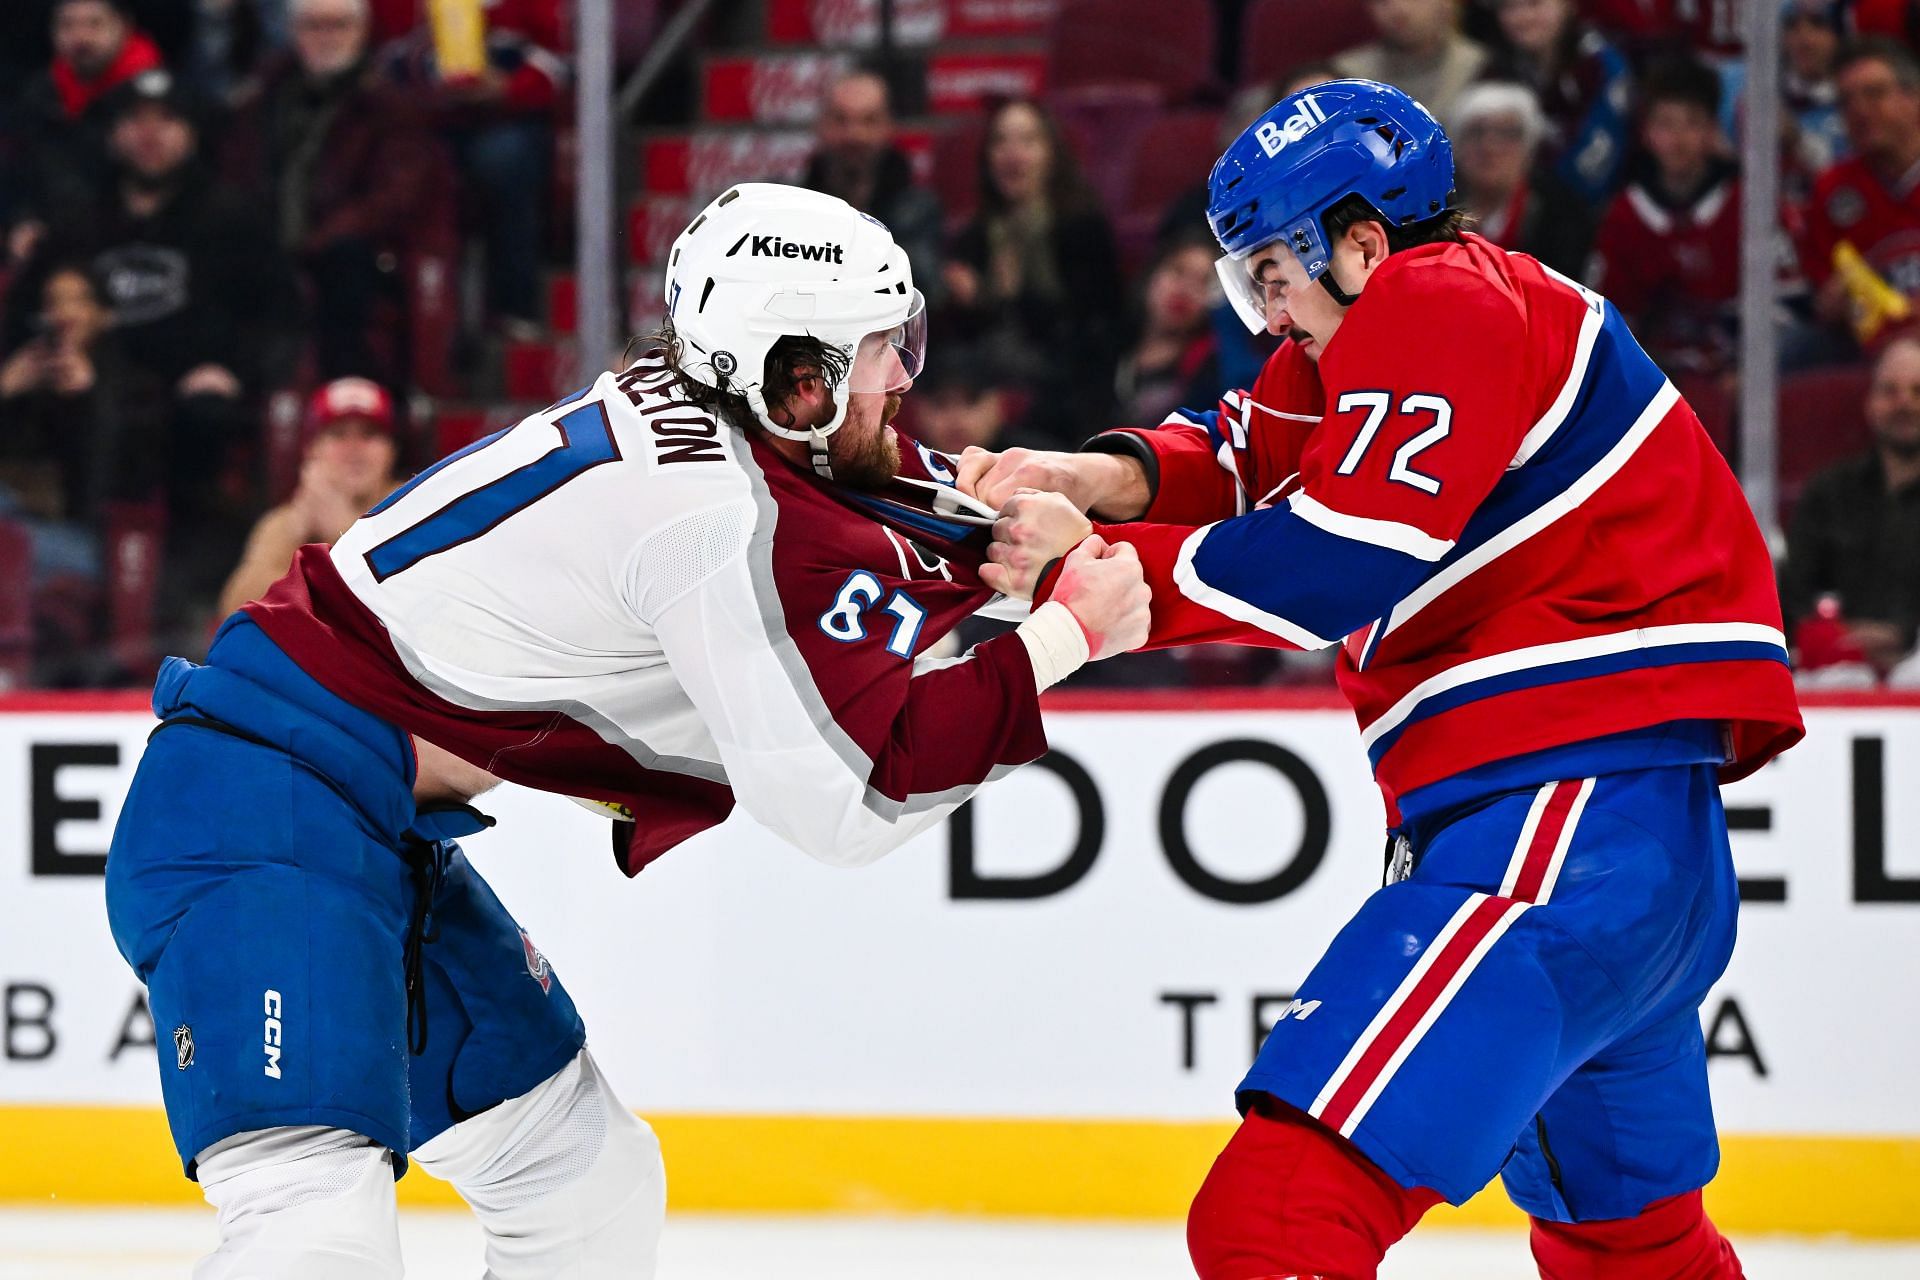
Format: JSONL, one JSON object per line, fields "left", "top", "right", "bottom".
{"left": 882, "top": 394, "right": 902, "bottom": 425}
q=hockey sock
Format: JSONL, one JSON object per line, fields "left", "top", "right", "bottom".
{"left": 194, "top": 1126, "right": 402, "bottom": 1280}
{"left": 1187, "top": 1095, "right": 1441, "bottom": 1280}
{"left": 411, "top": 1048, "right": 665, "bottom": 1280}
{"left": 1531, "top": 1190, "right": 1744, "bottom": 1280}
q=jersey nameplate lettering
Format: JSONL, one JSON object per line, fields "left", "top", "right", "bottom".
{"left": 617, "top": 362, "right": 728, "bottom": 466}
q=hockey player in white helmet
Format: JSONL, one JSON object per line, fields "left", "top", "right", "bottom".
{"left": 104, "top": 182, "right": 1150, "bottom": 1277}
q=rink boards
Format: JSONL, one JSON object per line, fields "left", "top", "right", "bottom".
{"left": 1, "top": 691, "right": 1916, "bottom": 1235}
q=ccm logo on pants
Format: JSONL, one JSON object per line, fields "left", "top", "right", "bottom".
{"left": 263, "top": 990, "right": 283, "bottom": 1080}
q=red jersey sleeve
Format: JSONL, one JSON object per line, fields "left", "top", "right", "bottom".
{"left": 1067, "top": 253, "right": 1532, "bottom": 652}
{"left": 1082, "top": 340, "right": 1324, "bottom": 524}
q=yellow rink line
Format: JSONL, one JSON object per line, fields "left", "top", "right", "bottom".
{"left": 3, "top": 1107, "right": 1916, "bottom": 1237}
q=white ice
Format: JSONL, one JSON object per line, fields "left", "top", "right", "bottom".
{"left": 3, "top": 1209, "right": 1918, "bottom": 1278}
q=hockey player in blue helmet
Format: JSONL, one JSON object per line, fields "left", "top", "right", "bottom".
{"left": 962, "top": 77, "right": 1792, "bottom": 1280}
{"left": 1205, "top": 77, "right": 1460, "bottom": 341}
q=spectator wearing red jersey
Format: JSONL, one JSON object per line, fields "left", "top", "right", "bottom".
{"left": 1334, "top": 0, "right": 1491, "bottom": 127}
{"left": 1802, "top": 37, "right": 1920, "bottom": 352}
{"left": 4, "top": 0, "right": 165, "bottom": 263}
{"left": 217, "top": 376, "right": 403, "bottom": 614}
{"left": 1485, "top": 0, "right": 1634, "bottom": 203}
{"left": 1586, "top": 0, "right": 1746, "bottom": 58}
{"left": 223, "top": 0, "right": 459, "bottom": 386}
{"left": 1591, "top": 61, "right": 1746, "bottom": 376}
{"left": 379, "top": 0, "right": 568, "bottom": 332}
{"left": 1450, "top": 81, "right": 1597, "bottom": 279}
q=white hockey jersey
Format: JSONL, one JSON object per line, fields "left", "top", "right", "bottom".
{"left": 247, "top": 350, "right": 1046, "bottom": 872}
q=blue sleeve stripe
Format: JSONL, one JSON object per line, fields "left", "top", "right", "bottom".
{"left": 1176, "top": 505, "right": 1436, "bottom": 648}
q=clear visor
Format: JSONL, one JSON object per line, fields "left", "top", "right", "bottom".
{"left": 1215, "top": 253, "right": 1274, "bottom": 335}
{"left": 846, "top": 288, "right": 927, "bottom": 395}
{"left": 1215, "top": 217, "right": 1332, "bottom": 335}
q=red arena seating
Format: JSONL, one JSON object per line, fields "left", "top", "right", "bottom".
{"left": 1045, "top": 0, "right": 1218, "bottom": 102}
{"left": 1671, "top": 371, "right": 1734, "bottom": 455}
{"left": 931, "top": 116, "right": 987, "bottom": 230}
{"left": 1778, "top": 365, "right": 1875, "bottom": 521}
{"left": 1239, "top": 0, "right": 1378, "bottom": 86}
{"left": 0, "top": 518, "right": 31, "bottom": 689}
{"left": 1125, "top": 108, "right": 1225, "bottom": 218}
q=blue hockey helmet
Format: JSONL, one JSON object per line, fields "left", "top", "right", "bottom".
{"left": 1207, "top": 79, "right": 1455, "bottom": 331}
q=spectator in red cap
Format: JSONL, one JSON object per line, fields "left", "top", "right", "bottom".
{"left": 216, "top": 377, "right": 402, "bottom": 613}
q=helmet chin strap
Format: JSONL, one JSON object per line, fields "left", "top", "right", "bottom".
{"left": 748, "top": 384, "right": 850, "bottom": 481}
{"left": 1316, "top": 259, "right": 1363, "bottom": 309}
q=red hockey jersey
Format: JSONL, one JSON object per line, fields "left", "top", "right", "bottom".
{"left": 1589, "top": 171, "right": 1746, "bottom": 374}
{"left": 1067, "top": 236, "right": 1802, "bottom": 817}
{"left": 1801, "top": 154, "right": 1920, "bottom": 327}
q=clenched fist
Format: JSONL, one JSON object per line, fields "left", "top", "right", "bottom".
{"left": 1050, "top": 536, "right": 1151, "bottom": 660}
{"left": 981, "top": 490, "right": 1094, "bottom": 600}
{"left": 956, "top": 445, "right": 1151, "bottom": 519}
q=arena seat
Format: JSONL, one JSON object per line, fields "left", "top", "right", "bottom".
{"left": 1240, "top": 0, "right": 1377, "bottom": 85}
{"left": 1671, "top": 371, "right": 1734, "bottom": 455}
{"left": 931, "top": 116, "right": 987, "bottom": 231}
{"left": 1045, "top": 0, "right": 1218, "bottom": 102}
{"left": 1778, "top": 364, "right": 1875, "bottom": 522}
{"left": 0, "top": 518, "right": 31, "bottom": 689}
{"left": 1049, "top": 82, "right": 1166, "bottom": 217}
{"left": 1125, "top": 109, "right": 1223, "bottom": 217}
{"left": 103, "top": 501, "right": 167, "bottom": 682}
{"left": 1115, "top": 107, "right": 1224, "bottom": 268}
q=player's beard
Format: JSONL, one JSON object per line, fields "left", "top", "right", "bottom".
{"left": 829, "top": 394, "right": 904, "bottom": 490}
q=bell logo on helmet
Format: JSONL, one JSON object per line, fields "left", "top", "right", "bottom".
{"left": 1255, "top": 93, "right": 1331, "bottom": 158}
{"left": 750, "top": 235, "right": 846, "bottom": 264}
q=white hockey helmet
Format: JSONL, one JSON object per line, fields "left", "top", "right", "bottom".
{"left": 663, "top": 182, "right": 925, "bottom": 466}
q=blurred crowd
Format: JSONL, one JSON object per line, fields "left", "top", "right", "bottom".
{"left": 0, "top": 0, "right": 573, "bottom": 683}
{"left": 3, "top": 0, "right": 1920, "bottom": 692}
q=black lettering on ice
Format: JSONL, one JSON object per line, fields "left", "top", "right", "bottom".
{"left": 1852, "top": 737, "right": 1920, "bottom": 903}
{"left": 1704, "top": 996, "right": 1767, "bottom": 1077}
{"left": 31, "top": 742, "right": 119, "bottom": 877}
{"left": 1160, "top": 992, "right": 1217, "bottom": 1071}
{"left": 5, "top": 983, "right": 56, "bottom": 1061}
{"left": 949, "top": 750, "right": 1103, "bottom": 899}
{"left": 110, "top": 991, "right": 155, "bottom": 1061}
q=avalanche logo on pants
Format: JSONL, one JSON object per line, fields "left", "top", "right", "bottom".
{"left": 521, "top": 930, "right": 553, "bottom": 994}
